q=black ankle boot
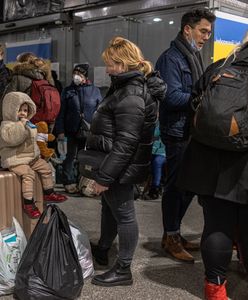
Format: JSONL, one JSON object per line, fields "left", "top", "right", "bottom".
{"left": 91, "top": 261, "right": 133, "bottom": 287}
{"left": 90, "top": 243, "right": 109, "bottom": 266}
{"left": 147, "top": 187, "right": 160, "bottom": 200}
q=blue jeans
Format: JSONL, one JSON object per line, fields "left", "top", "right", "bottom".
{"left": 160, "top": 129, "right": 194, "bottom": 233}
{"left": 151, "top": 154, "right": 166, "bottom": 187}
{"left": 62, "top": 136, "right": 85, "bottom": 185}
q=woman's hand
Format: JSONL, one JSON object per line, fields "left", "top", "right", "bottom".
{"left": 58, "top": 133, "right": 65, "bottom": 140}
{"left": 93, "top": 181, "right": 109, "bottom": 195}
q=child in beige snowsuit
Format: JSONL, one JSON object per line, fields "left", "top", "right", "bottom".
{"left": 0, "top": 92, "right": 67, "bottom": 218}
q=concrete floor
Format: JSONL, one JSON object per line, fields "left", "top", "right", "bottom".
{"left": 2, "top": 190, "right": 248, "bottom": 300}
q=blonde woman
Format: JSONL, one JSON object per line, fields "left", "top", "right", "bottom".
{"left": 177, "top": 33, "right": 248, "bottom": 299}
{"left": 87, "top": 37, "right": 166, "bottom": 287}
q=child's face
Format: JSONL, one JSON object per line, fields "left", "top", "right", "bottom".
{"left": 18, "top": 103, "right": 29, "bottom": 119}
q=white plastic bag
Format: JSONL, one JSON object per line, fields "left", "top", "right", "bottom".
{"left": 69, "top": 221, "right": 94, "bottom": 279}
{"left": 0, "top": 218, "right": 27, "bottom": 295}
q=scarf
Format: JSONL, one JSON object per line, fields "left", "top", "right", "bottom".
{"left": 174, "top": 32, "right": 205, "bottom": 86}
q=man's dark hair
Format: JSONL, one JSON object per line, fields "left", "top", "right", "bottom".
{"left": 181, "top": 9, "right": 216, "bottom": 32}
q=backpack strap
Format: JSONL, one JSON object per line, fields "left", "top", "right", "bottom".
{"left": 190, "top": 56, "right": 234, "bottom": 112}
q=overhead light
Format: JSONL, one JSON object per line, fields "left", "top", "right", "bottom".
{"left": 153, "top": 17, "right": 162, "bottom": 22}
{"left": 75, "top": 11, "right": 85, "bottom": 17}
{"left": 169, "top": 20, "right": 174, "bottom": 25}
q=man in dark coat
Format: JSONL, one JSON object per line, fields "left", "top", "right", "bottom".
{"left": 155, "top": 9, "right": 216, "bottom": 263}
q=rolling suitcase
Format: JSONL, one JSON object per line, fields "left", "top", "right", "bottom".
{"left": 0, "top": 171, "right": 23, "bottom": 230}
{"left": 0, "top": 170, "right": 44, "bottom": 238}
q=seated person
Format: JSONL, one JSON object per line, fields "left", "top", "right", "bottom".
{"left": 0, "top": 92, "right": 67, "bottom": 219}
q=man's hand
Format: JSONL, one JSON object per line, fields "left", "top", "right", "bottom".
{"left": 93, "top": 181, "right": 109, "bottom": 195}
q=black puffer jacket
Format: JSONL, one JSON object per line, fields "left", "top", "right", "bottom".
{"left": 86, "top": 71, "right": 166, "bottom": 186}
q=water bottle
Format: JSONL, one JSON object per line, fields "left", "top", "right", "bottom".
{"left": 57, "top": 137, "right": 67, "bottom": 161}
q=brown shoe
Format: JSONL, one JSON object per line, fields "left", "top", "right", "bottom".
{"left": 161, "top": 233, "right": 200, "bottom": 251}
{"left": 164, "top": 234, "right": 194, "bottom": 263}
{"left": 181, "top": 235, "right": 200, "bottom": 251}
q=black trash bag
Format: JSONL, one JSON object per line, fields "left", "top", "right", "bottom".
{"left": 14, "top": 205, "right": 84, "bottom": 300}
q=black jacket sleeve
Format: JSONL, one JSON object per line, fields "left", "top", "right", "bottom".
{"left": 95, "top": 94, "right": 145, "bottom": 186}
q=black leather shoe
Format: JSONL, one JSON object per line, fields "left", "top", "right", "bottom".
{"left": 91, "top": 243, "right": 109, "bottom": 266}
{"left": 91, "top": 262, "right": 133, "bottom": 287}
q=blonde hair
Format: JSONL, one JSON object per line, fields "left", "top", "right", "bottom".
{"left": 222, "top": 31, "right": 248, "bottom": 65}
{"left": 102, "top": 36, "right": 153, "bottom": 77}
{"left": 16, "top": 52, "right": 36, "bottom": 63}
{"left": 31, "top": 57, "right": 46, "bottom": 68}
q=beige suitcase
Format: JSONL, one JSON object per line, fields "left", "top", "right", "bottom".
{"left": 0, "top": 170, "right": 43, "bottom": 238}
{"left": 0, "top": 171, "right": 23, "bottom": 230}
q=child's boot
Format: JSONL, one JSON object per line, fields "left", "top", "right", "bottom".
{"left": 23, "top": 199, "right": 41, "bottom": 219}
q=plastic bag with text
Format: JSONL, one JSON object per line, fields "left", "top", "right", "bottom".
{"left": 0, "top": 218, "right": 27, "bottom": 296}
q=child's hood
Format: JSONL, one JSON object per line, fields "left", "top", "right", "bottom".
{"left": 2, "top": 92, "right": 36, "bottom": 122}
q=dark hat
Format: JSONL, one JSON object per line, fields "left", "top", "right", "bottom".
{"left": 73, "top": 63, "right": 89, "bottom": 77}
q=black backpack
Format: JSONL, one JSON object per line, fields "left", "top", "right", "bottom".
{"left": 191, "top": 57, "right": 248, "bottom": 152}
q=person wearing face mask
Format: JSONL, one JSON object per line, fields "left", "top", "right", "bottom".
{"left": 155, "top": 9, "right": 216, "bottom": 263}
{"left": 55, "top": 64, "right": 102, "bottom": 194}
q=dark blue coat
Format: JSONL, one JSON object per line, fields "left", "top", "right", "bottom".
{"left": 156, "top": 40, "right": 192, "bottom": 139}
{"left": 56, "top": 82, "right": 102, "bottom": 136}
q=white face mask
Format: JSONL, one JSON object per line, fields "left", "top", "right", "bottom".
{"left": 73, "top": 74, "right": 82, "bottom": 85}
{"left": 189, "top": 37, "right": 201, "bottom": 52}
{"left": 187, "top": 31, "right": 201, "bottom": 52}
